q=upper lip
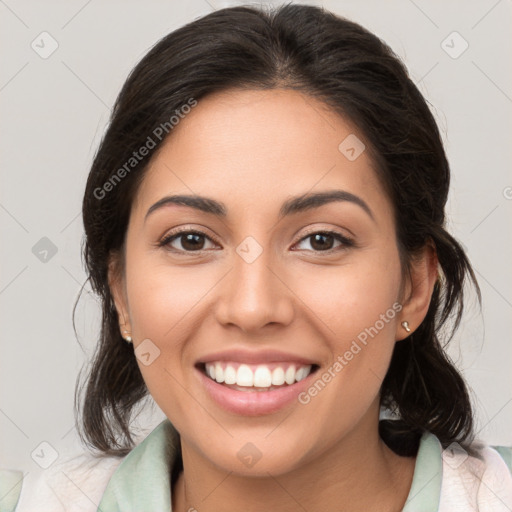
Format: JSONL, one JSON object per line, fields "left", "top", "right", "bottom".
{"left": 196, "top": 349, "right": 319, "bottom": 366}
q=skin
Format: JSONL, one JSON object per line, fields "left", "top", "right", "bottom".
{"left": 109, "top": 88, "right": 438, "bottom": 512}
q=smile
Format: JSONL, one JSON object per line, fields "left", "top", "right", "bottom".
{"left": 204, "top": 361, "right": 314, "bottom": 390}
{"left": 196, "top": 361, "right": 320, "bottom": 415}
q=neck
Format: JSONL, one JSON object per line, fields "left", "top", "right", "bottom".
{"left": 172, "top": 413, "right": 416, "bottom": 512}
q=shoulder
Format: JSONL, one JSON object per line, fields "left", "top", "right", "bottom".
{"left": 1, "top": 450, "right": 125, "bottom": 512}
{"left": 0, "top": 469, "right": 23, "bottom": 512}
{"left": 439, "top": 442, "right": 512, "bottom": 512}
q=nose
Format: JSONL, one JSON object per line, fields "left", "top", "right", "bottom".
{"left": 214, "top": 242, "right": 294, "bottom": 334}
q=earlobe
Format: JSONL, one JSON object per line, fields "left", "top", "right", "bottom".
{"left": 396, "top": 242, "right": 439, "bottom": 341}
{"left": 107, "top": 251, "right": 132, "bottom": 339}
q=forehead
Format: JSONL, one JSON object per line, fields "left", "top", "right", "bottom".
{"left": 132, "top": 88, "right": 390, "bottom": 220}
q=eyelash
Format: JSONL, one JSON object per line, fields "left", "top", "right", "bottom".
{"left": 157, "top": 227, "right": 355, "bottom": 255}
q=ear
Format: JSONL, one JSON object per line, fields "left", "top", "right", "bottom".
{"left": 108, "top": 250, "right": 131, "bottom": 337}
{"left": 396, "top": 241, "right": 439, "bottom": 341}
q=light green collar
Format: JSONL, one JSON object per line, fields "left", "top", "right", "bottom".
{"left": 402, "top": 431, "right": 443, "bottom": 511}
{"left": 97, "top": 419, "right": 179, "bottom": 511}
{"left": 97, "top": 420, "right": 442, "bottom": 511}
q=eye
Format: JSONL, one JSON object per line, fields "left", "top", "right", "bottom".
{"left": 158, "top": 229, "right": 218, "bottom": 253}
{"left": 293, "top": 230, "right": 354, "bottom": 253}
{"left": 158, "top": 228, "right": 354, "bottom": 255}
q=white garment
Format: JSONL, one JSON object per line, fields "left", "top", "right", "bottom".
{"left": 2, "top": 452, "right": 123, "bottom": 512}
{"left": 2, "top": 421, "right": 512, "bottom": 512}
{"left": 439, "top": 445, "right": 512, "bottom": 511}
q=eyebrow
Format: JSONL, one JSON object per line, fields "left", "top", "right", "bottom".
{"left": 144, "top": 190, "right": 375, "bottom": 222}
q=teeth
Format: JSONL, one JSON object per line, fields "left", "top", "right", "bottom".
{"left": 224, "top": 365, "right": 237, "bottom": 385}
{"left": 271, "top": 367, "right": 285, "bottom": 385}
{"left": 296, "top": 366, "right": 308, "bottom": 382}
{"left": 214, "top": 362, "right": 224, "bottom": 383}
{"left": 285, "top": 366, "right": 296, "bottom": 385}
{"left": 237, "top": 365, "right": 254, "bottom": 386}
{"left": 204, "top": 362, "right": 313, "bottom": 388}
{"left": 254, "top": 366, "right": 272, "bottom": 387}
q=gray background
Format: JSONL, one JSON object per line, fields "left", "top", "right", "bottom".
{"left": 1, "top": 0, "right": 511, "bottom": 476}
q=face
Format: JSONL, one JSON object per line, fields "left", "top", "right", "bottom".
{"left": 110, "top": 88, "right": 415, "bottom": 476}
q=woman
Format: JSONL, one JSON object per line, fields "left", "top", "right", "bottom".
{"left": 2, "top": 3, "right": 511, "bottom": 511}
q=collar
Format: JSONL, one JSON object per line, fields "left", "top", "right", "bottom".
{"left": 402, "top": 431, "right": 443, "bottom": 511}
{"left": 97, "top": 419, "right": 442, "bottom": 511}
{"left": 97, "top": 419, "right": 178, "bottom": 511}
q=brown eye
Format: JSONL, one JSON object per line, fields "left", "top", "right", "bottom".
{"left": 294, "top": 231, "right": 354, "bottom": 253}
{"left": 159, "top": 230, "right": 217, "bottom": 252}
{"left": 177, "top": 233, "right": 207, "bottom": 251}
{"left": 309, "top": 233, "right": 336, "bottom": 251}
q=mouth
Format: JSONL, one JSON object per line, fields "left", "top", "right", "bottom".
{"left": 194, "top": 360, "right": 321, "bottom": 415}
{"left": 196, "top": 361, "right": 321, "bottom": 392}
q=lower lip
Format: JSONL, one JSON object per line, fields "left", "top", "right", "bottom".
{"left": 196, "top": 366, "right": 318, "bottom": 416}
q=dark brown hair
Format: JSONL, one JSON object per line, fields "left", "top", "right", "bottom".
{"left": 75, "top": 3, "right": 482, "bottom": 459}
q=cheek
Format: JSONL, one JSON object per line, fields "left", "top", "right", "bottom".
{"left": 290, "top": 258, "right": 402, "bottom": 435}
{"left": 292, "top": 250, "right": 402, "bottom": 401}
{"left": 123, "top": 257, "right": 215, "bottom": 425}
{"left": 123, "top": 254, "right": 228, "bottom": 409}
{"left": 294, "top": 253, "right": 402, "bottom": 344}
{"left": 125, "top": 254, "right": 215, "bottom": 343}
